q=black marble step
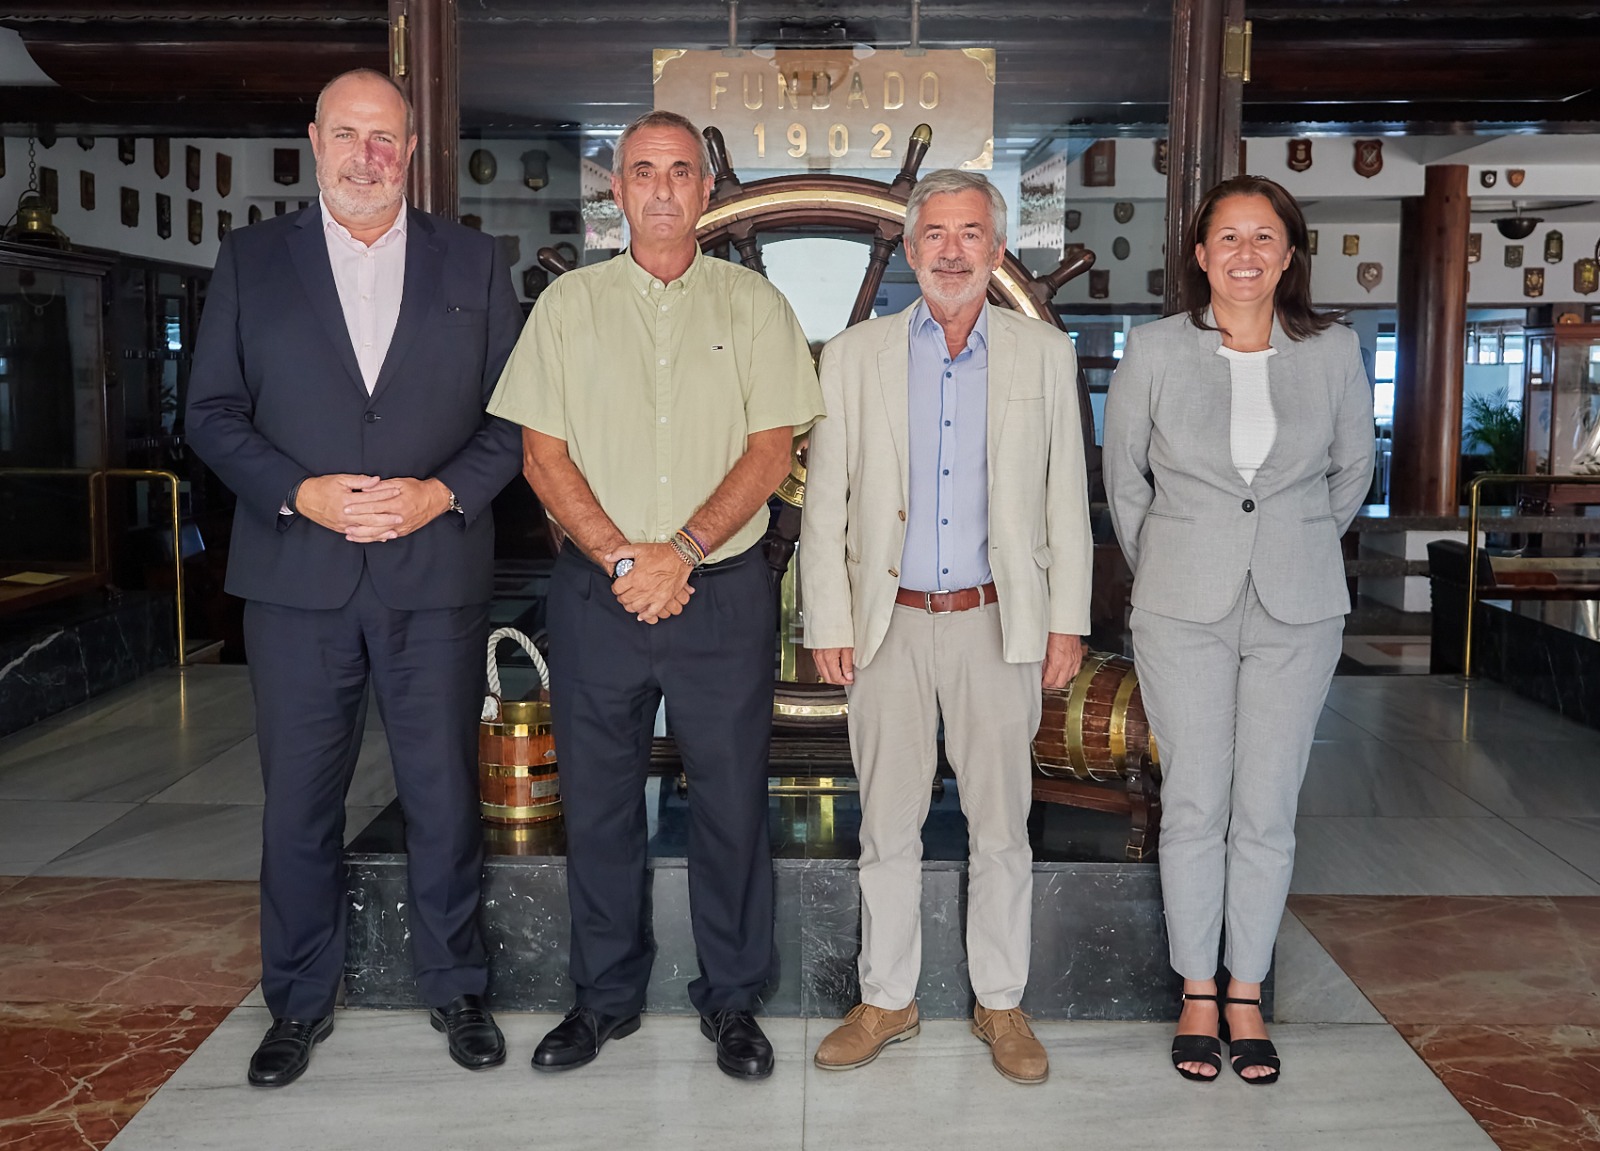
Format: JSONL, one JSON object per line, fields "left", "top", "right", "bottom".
{"left": 343, "top": 785, "right": 1273, "bottom": 1022}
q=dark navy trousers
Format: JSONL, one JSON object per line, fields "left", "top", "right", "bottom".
{"left": 245, "top": 571, "right": 489, "bottom": 1019}
{"left": 546, "top": 544, "right": 777, "bottom": 1017}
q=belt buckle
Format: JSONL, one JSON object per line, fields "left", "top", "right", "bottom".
{"left": 924, "top": 589, "right": 954, "bottom": 615}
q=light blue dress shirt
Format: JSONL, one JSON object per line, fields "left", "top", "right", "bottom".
{"left": 900, "top": 301, "right": 993, "bottom": 593}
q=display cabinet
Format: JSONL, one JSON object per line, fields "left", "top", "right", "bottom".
{"left": 0, "top": 242, "right": 113, "bottom": 615}
{"left": 1523, "top": 322, "right": 1600, "bottom": 478}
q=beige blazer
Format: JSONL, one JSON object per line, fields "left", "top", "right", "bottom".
{"left": 799, "top": 303, "right": 1093, "bottom": 669}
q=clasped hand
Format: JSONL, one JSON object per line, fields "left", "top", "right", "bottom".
{"left": 295, "top": 474, "right": 450, "bottom": 542}
{"left": 604, "top": 542, "right": 694, "bottom": 625}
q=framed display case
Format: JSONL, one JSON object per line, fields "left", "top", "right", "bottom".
{"left": 0, "top": 242, "right": 114, "bottom": 614}
{"left": 1523, "top": 322, "right": 1600, "bottom": 479}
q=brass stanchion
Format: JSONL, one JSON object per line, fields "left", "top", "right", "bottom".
{"left": 0, "top": 466, "right": 191, "bottom": 666}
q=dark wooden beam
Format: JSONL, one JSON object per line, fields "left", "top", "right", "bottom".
{"left": 1391, "top": 165, "right": 1470, "bottom": 518}
{"left": 16, "top": 31, "right": 385, "bottom": 99}
{"left": 0, "top": 88, "right": 317, "bottom": 136}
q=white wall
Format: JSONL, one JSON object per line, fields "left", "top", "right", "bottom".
{"left": 0, "top": 135, "right": 317, "bottom": 268}
{"left": 1011, "top": 135, "right": 1600, "bottom": 310}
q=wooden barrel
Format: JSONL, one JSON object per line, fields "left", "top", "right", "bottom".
{"left": 1032, "top": 651, "right": 1159, "bottom": 783}
{"left": 479, "top": 699, "right": 560, "bottom": 825}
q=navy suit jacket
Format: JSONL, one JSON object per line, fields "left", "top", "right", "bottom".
{"left": 186, "top": 203, "right": 524, "bottom": 611}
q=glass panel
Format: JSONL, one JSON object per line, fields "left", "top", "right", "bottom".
{"left": 0, "top": 261, "right": 105, "bottom": 577}
{"left": 0, "top": 265, "right": 106, "bottom": 469}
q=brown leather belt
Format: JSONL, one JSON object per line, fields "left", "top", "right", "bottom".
{"left": 894, "top": 582, "right": 998, "bottom": 614}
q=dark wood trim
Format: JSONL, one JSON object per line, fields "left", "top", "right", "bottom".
{"left": 1163, "top": 0, "right": 1227, "bottom": 316}
{"left": 391, "top": 0, "right": 458, "bottom": 219}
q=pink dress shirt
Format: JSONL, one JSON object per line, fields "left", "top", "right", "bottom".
{"left": 321, "top": 194, "right": 407, "bottom": 395}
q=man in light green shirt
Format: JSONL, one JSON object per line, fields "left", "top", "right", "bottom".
{"left": 487, "top": 109, "right": 822, "bottom": 1082}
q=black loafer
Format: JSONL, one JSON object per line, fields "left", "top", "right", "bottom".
{"left": 532, "top": 1006, "right": 641, "bottom": 1071}
{"left": 429, "top": 993, "right": 506, "bottom": 1070}
{"left": 247, "top": 1016, "right": 333, "bottom": 1088}
{"left": 700, "top": 1010, "right": 773, "bottom": 1080}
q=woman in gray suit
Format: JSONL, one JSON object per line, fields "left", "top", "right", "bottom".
{"left": 1103, "top": 176, "right": 1373, "bottom": 1085}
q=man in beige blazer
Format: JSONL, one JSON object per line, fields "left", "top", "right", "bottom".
{"left": 799, "top": 169, "right": 1092, "bottom": 1084}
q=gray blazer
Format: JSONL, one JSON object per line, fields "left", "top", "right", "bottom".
{"left": 1103, "top": 311, "right": 1374, "bottom": 626}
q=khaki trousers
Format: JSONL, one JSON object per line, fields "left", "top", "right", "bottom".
{"left": 845, "top": 599, "right": 1040, "bottom": 1011}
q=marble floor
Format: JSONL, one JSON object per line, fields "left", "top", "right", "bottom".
{"left": 0, "top": 666, "right": 1596, "bottom": 1150}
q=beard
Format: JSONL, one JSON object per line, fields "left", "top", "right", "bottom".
{"left": 915, "top": 256, "right": 991, "bottom": 312}
{"left": 318, "top": 162, "right": 404, "bottom": 224}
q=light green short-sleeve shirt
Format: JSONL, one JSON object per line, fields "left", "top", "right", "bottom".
{"left": 488, "top": 248, "right": 824, "bottom": 564}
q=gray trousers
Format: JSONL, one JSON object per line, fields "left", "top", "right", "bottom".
{"left": 845, "top": 601, "right": 1040, "bottom": 1010}
{"left": 1130, "top": 576, "right": 1342, "bottom": 983}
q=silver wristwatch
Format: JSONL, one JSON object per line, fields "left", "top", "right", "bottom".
{"left": 445, "top": 488, "right": 463, "bottom": 515}
{"left": 612, "top": 558, "right": 635, "bottom": 579}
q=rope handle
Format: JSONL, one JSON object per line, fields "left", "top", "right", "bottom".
{"left": 483, "top": 627, "right": 550, "bottom": 723}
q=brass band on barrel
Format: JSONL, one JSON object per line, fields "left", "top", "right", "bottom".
{"left": 1108, "top": 665, "right": 1141, "bottom": 774}
{"left": 1063, "top": 651, "right": 1114, "bottom": 777}
{"left": 480, "top": 800, "right": 563, "bottom": 822}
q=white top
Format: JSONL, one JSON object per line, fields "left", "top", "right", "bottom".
{"left": 320, "top": 194, "right": 407, "bottom": 395}
{"left": 1218, "top": 345, "right": 1278, "bottom": 486}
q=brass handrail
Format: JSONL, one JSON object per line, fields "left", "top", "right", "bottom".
{"left": 1463, "top": 472, "right": 1600, "bottom": 681}
{"left": 0, "top": 465, "right": 191, "bottom": 667}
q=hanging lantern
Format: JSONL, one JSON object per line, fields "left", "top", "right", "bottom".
{"left": 3, "top": 138, "right": 71, "bottom": 248}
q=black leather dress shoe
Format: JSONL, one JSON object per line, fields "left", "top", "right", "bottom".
{"left": 247, "top": 1016, "right": 333, "bottom": 1088}
{"left": 700, "top": 1010, "right": 774, "bottom": 1080}
{"left": 429, "top": 994, "right": 506, "bottom": 1070}
{"left": 532, "top": 1006, "right": 641, "bottom": 1071}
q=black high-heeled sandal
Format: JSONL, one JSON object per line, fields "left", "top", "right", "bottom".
{"left": 1222, "top": 994, "right": 1281, "bottom": 1086}
{"left": 1170, "top": 992, "right": 1223, "bottom": 1082}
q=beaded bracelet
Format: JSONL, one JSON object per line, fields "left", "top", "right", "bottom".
{"left": 679, "top": 525, "right": 710, "bottom": 560}
{"left": 668, "top": 535, "right": 699, "bottom": 568}
{"left": 673, "top": 528, "right": 706, "bottom": 566}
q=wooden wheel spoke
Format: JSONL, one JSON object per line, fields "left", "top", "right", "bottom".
{"left": 848, "top": 229, "right": 903, "bottom": 328}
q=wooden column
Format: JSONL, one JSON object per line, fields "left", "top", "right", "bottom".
{"left": 1391, "top": 164, "right": 1469, "bottom": 516}
{"left": 388, "top": 0, "right": 457, "bottom": 218}
{"left": 1163, "top": 0, "right": 1226, "bottom": 315}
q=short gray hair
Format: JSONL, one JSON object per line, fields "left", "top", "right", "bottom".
{"left": 904, "top": 169, "right": 1007, "bottom": 255}
{"left": 315, "top": 68, "right": 415, "bottom": 138}
{"left": 613, "top": 110, "right": 712, "bottom": 178}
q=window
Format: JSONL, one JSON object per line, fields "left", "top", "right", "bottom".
{"left": 1372, "top": 331, "right": 1397, "bottom": 422}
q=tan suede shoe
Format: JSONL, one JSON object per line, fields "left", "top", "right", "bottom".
{"left": 972, "top": 1005, "right": 1048, "bottom": 1084}
{"left": 813, "top": 1001, "right": 920, "bottom": 1070}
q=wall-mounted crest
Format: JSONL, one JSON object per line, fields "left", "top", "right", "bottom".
{"left": 1286, "top": 139, "right": 1312, "bottom": 173}
{"left": 1357, "top": 262, "right": 1382, "bottom": 293}
{"left": 1081, "top": 140, "right": 1115, "bottom": 187}
{"left": 1352, "top": 139, "right": 1383, "bottom": 179}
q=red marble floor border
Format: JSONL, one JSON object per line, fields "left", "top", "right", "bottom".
{"left": 1290, "top": 896, "right": 1600, "bottom": 1151}
{"left": 0, "top": 877, "right": 23, "bottom": 898}
{"left": 1288, "top": 895, "right": 1600, "bottom": 1026}
{"left": 0, "top": 1001, "right": 233, "bottom": 1151}
{"left": 1396, "top": 1024, "right": 1600, "bottom": 1151}
{"left": 0, "top": 877, "right": 260, "bottom": 1007}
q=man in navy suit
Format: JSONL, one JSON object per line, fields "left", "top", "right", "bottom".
{"left": 187, "top": 68, "right": 522, "bottom": 1087}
